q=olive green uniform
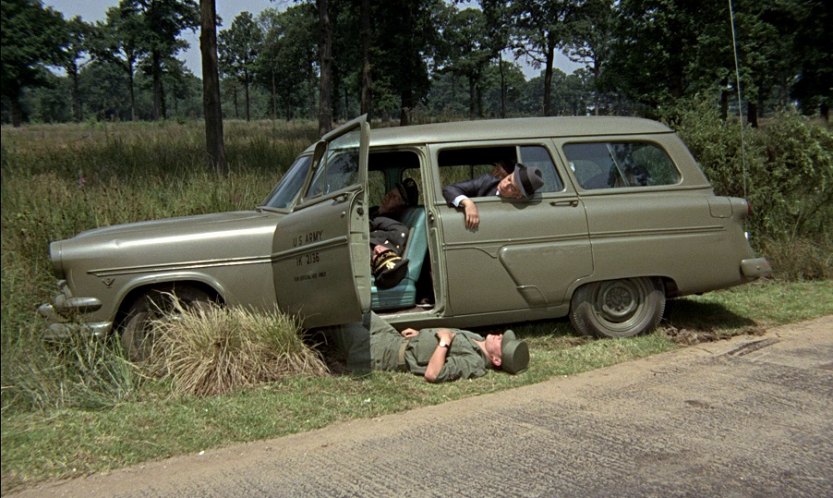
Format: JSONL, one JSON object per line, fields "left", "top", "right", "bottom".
{"left": 367, "top": 312, "right": 489, "bottom": 382}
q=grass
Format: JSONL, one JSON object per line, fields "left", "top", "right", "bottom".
{"left": 2, "top": 120, "right": 832, "bottom": 492}
{"left": 3, "top": 279, "right": 832, "bottom": 492}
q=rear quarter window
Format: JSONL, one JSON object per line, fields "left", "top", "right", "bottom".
{"left": 564, "top": 142, "right": 681, "bottom": 190}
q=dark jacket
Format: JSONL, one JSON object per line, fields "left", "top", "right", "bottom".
{"left": 370, "top": 213, "right": 409, "bottom": 254}
{"left": 442, "top": 174, "right": 500, "bottom": 206}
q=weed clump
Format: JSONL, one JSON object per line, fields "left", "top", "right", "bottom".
{"left": 146, "top": 300, "right": 329, "bottom": 396}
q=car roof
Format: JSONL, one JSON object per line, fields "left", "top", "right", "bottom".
{"left": 304, "top": 116, "right": 673, "bottom": 154}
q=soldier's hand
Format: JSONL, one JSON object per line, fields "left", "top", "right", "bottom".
{"left": 401, "top": 328, "right": 418, "bottom": 338}
{"left": 436, "top": 329, "right": 456, "bottom": 344}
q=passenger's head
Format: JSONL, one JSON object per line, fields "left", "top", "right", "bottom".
{"left": 397, "top": 177, "right": 419, "bottom": 206}
{"left": 379, "top": 178, "right": 418, "bottom": 214}
{"left": 497, "top": 163, "right": 544, "bottom": 200}
{"left": 483, "top": 329, "right": 529, "bottom": 374}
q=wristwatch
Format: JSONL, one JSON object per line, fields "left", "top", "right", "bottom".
{"left": 438, "top": 341, "right": 450, "bottom": 349}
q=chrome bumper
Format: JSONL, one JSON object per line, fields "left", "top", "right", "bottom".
{"left": 38, "top": 280, "right": 111, "bottom": 338}
{"left": 740, "top": 257, "right": 772, "bottom": 279}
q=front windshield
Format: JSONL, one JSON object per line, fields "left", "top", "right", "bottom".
{"left": 260, "top": 154, "right": 313, "bottom": 209}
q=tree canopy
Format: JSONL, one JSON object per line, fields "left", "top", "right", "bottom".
{"left": 2, "top": 0, "right": 830, "bottom": 126}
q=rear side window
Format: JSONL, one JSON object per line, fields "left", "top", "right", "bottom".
{"left": 564, "top": 142, "right": 680, "bottom": 190}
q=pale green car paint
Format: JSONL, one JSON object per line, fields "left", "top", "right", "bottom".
{"left": 38, "top": 116, "right": 770, "bottom": 344}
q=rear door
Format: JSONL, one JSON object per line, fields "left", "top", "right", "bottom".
{"left": 432, "top": 142, "right": 593, "bottom": 316}
{"left": 271, "top": 116, "right": 371, "bottom": 327}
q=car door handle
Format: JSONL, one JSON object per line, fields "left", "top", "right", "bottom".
{"left": 550, "top": 200, "right": 579, "bottom": 207}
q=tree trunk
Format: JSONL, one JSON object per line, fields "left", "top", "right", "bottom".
{"left": 317, "top": 0, "right": 334, "bottom": 135}
{"left": 69, "top": 64, "right": 82, "bottom": 122}
{"left": 10, "top": 91, "right": 23, "bottom": 127}
{"left": 543, "top": 41, "right": 555, "bottom": 116}
{"left": 499, "top": 58, "right": 507, "bottom": 119}
{"left": 152, "top": 50, "right": 163, "bottom": 120}
{"left": 359, "top": 0, "right": 372, "bottom": 117}
{"left": 200, "top": 0, "right": 227, "bottom": 175}
{"left": 128, "top": 61, "right": 137, "bottom": 121}
{"left": 747, "top": 101, "right": 758, "bottom": 128}
{"left": 244, "top": 74, "right": 251, "bottom": 121}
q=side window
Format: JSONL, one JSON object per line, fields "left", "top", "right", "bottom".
{"left": 564, "top": 141, "right": 681, "bottom": 190}
{"left": 437, "top": 144, "right": 562, "bottom": 197}
{"left": 520, "top": 145, "right": 563, "bottom": 192}
{"left": 303, "top": 129, "right": 361, "bottom": 200}
{"left": 367, "top": 150, "right": 423, "bottom": 207}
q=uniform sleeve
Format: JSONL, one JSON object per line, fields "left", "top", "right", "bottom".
{"left": 433, "top": 348, "right": 487, "bottom": 383}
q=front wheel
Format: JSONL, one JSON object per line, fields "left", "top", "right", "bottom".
{"left": 569, "top": 277, "right": 665, "bottom": 338}
{"left": 120, "top": 287, "right": 212, "bottom": 362}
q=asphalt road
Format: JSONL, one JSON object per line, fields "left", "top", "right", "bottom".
{"left": 14, "top": 316, "right": 833, "bottom": 498}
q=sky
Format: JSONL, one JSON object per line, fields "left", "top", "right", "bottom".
{"left": 43, "top": 0, "right": 283, "bottom": 75}
{"left": 42, "top": 0, "right": 578, "bottom": 78}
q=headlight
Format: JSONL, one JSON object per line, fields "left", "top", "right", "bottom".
{"left": 49, "top": 241, "right": 65, "bottom": 279}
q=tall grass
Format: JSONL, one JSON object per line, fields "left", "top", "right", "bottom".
{"left": 1, "top": 119, "right": 317, "bottom": 412}
{"left": 147, "top": 299, "right": 329, "bottom": 397}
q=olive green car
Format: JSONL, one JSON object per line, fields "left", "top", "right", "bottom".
{"left": 38, "top": 116, "right": 771, "bottom": 358}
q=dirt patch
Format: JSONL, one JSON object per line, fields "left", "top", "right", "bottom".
{"left": 659, "top": 324, "right": 766, "bottom": 346}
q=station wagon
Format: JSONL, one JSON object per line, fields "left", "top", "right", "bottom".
{"left": 38, "top": 115, "right": 771, "bottom": 359}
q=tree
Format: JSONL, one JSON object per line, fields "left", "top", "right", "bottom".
{"left": 480, "top": 0, "right": 514, "bottom": 118}
{"left": 257, "top": 5, "right": 318, "bottom": 120}
{"left": 200, "top": 0, "right": 226, "bottom": 175}
{"left": 218, "top": 11, "right": 262, "bottom": 121}
{"left": 124, "top": 0, "right": 199, "bottom": 120}
{"left": 511, "top": 0, "right": 576, "bottom": 116}
{"left": 370, "top": 0, "right": 438, "bottom": 125}
{"left": 436, "top": 7, "right": 493, "bottom": 118}
{"left": 0, "top": 0, "right": 67, "bottom": 126}
{"left": 790, "top": 0, "right": 832, "bottom": 121}
{"left": 315, "top": 0, "right": 334, "bottom": 134}
{"left": 563, "top": 0, "right": 616, "bottom": 115}
{"left": 91, "top": 4, "right": 148, "bottom": 121}
{"left": 59, "top": 16, "right": 93, "bottom": 122}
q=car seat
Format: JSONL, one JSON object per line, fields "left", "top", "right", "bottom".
{"left": 371, "top": 207, "right": 428, "bottom": 310}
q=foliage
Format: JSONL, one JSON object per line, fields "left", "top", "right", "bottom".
{"left": 218, "top": 11, "right": 262, "bottom": 121}
{"left": 0, "top": 0, "right": 67, "bottom": 125}
{"left": 146, "top": 300, "right": 329, "bottom": 396}
{"left": 663, "top": 95, "right": 833, "bottom": 263}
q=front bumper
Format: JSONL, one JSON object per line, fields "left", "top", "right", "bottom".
{"left": 38, "top": 280, "right": 111, "bottom": 338}
{"left": 740, "top": 257, "right": 772, "bottom": 280}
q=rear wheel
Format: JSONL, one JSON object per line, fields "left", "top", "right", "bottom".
{"left": 569, "top": 277, "right": 665, "bottom": 338}
{"left": 120, "top": 286, "right": 212, "bottom": 362}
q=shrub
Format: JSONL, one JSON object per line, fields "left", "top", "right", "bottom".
{"left": 664, "top": 96, "right": 833, "bottom": 246}
{"left": 145, "top": 299, "right": 329, "bottom": 397}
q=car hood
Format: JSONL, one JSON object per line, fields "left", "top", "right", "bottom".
{"left": 52, "top": 210, "right": 285, "bottom": 278}
{"left": 73, "top": 210, "right": 278, "bottom": 240}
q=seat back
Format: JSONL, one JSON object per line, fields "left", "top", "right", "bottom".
{"left": 371, "top": 207, "right": 428, "bottom": 310}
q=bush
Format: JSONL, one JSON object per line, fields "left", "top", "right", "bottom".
{"left": 146, "top": 299, "right": 329, "bottom": 397}
{"left": 664, "top": 96, "right": 833, "bottom": 248}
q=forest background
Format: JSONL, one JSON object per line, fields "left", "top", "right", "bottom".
{"left": 2, "top": 0, "right": 830, "bottom": 128}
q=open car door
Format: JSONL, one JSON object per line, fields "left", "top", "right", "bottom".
{"left": 271, "top": 115, "right": 371, "bottom": 328}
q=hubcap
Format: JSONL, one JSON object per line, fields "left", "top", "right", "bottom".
{"left": 598, "top": 281, "right": 640, "bottom": 322}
